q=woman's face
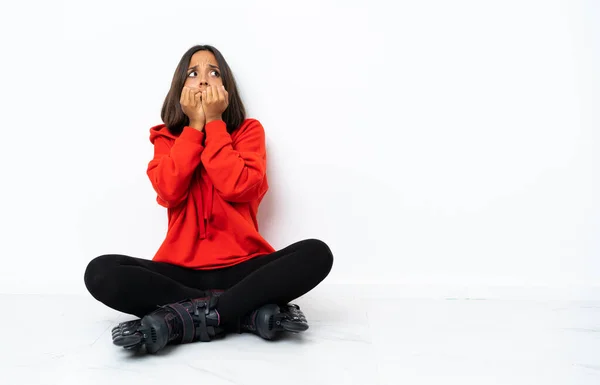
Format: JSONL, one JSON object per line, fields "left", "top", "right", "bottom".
{"left": 183, "top": 50, "right": 223, "bottom": 90}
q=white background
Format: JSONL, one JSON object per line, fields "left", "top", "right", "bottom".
{"left": 0, "top": 0, "right": 597, "bottom": 296}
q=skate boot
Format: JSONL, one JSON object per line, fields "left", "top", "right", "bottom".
{"left": 240, "top": 303, "right": 308, "bottom": 340}
{"left": 112, "top": 291, "right": 224, "bottom": 354}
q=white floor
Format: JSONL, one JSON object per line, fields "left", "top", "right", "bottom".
{"left": 2, "top": 285, "right": 599, "bottom": 385}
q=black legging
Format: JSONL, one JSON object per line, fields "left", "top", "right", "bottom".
{"left": 84, "top": 239, "right": 333, "bottom": 327}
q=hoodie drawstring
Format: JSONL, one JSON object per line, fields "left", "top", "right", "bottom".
{"left": 204, "top": 178, "right": 214, "bottom": 239}
{"left": 197, "top": 169, "right": 214, "bottom": 240}
{"left": 197, "top": 175, "right": 205, "bottom": 239}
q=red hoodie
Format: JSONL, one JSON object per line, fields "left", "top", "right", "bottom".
{"left": 147, "top": 118, "right": 276, "bottom": 269}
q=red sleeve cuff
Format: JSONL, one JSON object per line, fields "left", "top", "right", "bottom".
{"left": 179, "top": 126, "right": 206, "bottom": 144}
{"left": 204, "top": 120, "right": 228, "bottom": 136}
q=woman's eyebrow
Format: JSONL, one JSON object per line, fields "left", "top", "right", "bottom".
{"left": 187, "top": 64, "right": 220, "bottom": 71}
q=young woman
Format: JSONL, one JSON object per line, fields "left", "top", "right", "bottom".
{"left": 84, "top": 45, "right": 334, "bottom": 354}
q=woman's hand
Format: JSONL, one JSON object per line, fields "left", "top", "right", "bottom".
{"left": 202, "top": 85, "right": 229, "bottom": 123}
{"left": 180, "top": 87, "right": 205, "bottom": 131}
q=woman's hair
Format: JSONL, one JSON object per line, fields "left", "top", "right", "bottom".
{"left": 161, "top": 45, "right": 246, "bottom": 135}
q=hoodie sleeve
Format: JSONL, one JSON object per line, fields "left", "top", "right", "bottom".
{"left": 147, "top": 126, "right": 205, "bottom": 208}
{"left": 201, "top": 119, "right": 267, "bottom": 202}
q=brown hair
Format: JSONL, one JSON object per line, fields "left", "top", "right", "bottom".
{"left": 161, "top": 45, "right": 246, "bottom": 135}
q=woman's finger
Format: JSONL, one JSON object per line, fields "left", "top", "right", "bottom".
{"left": 187, "top": 87, "right": 195, "bottom": 106}
{"left": 192, "top": 88, "right": 198, "bottom": 103}
{"left": 212, "top": 85, "right": 218, "bottom": 102}
{"left": 216, "top": 85, "right": 225, "bottom": 103}
{"left": 208, "top": 86, "right": 218, "bottom": 103}
{"left": 193, "top": 88, "right": 202, "bottom": 104}
{"left": 180, "top": 87, "right": 188, "bottom": 104}
{"left": 194, "top": 91, "right": 201, "bottom": 108}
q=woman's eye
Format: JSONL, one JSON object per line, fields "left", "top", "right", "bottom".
{"left": 211, "top": 70, "right": 220, "bottom": 77}
{"left": 188, "top": 71, "right": 197, "bottom": 77}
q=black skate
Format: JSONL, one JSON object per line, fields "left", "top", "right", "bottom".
{"left": 111, "top": 319, "right": 143, "bottom": 350}
{"left": 240, "top": 303, "right": 309, "bottom": 340}
{"left": 112, "top": 292, "right": 224, "bottom": 354}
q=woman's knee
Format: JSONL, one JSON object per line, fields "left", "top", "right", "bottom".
{"left": 303, "top": 239, "right": 334, "bottom": 278}
{"left": 84, "top": 254, "right": 123, "bottom": 297}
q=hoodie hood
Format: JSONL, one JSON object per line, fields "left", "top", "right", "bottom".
{"left": 149, "top": 123, "right": 178, "bottom": 143}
